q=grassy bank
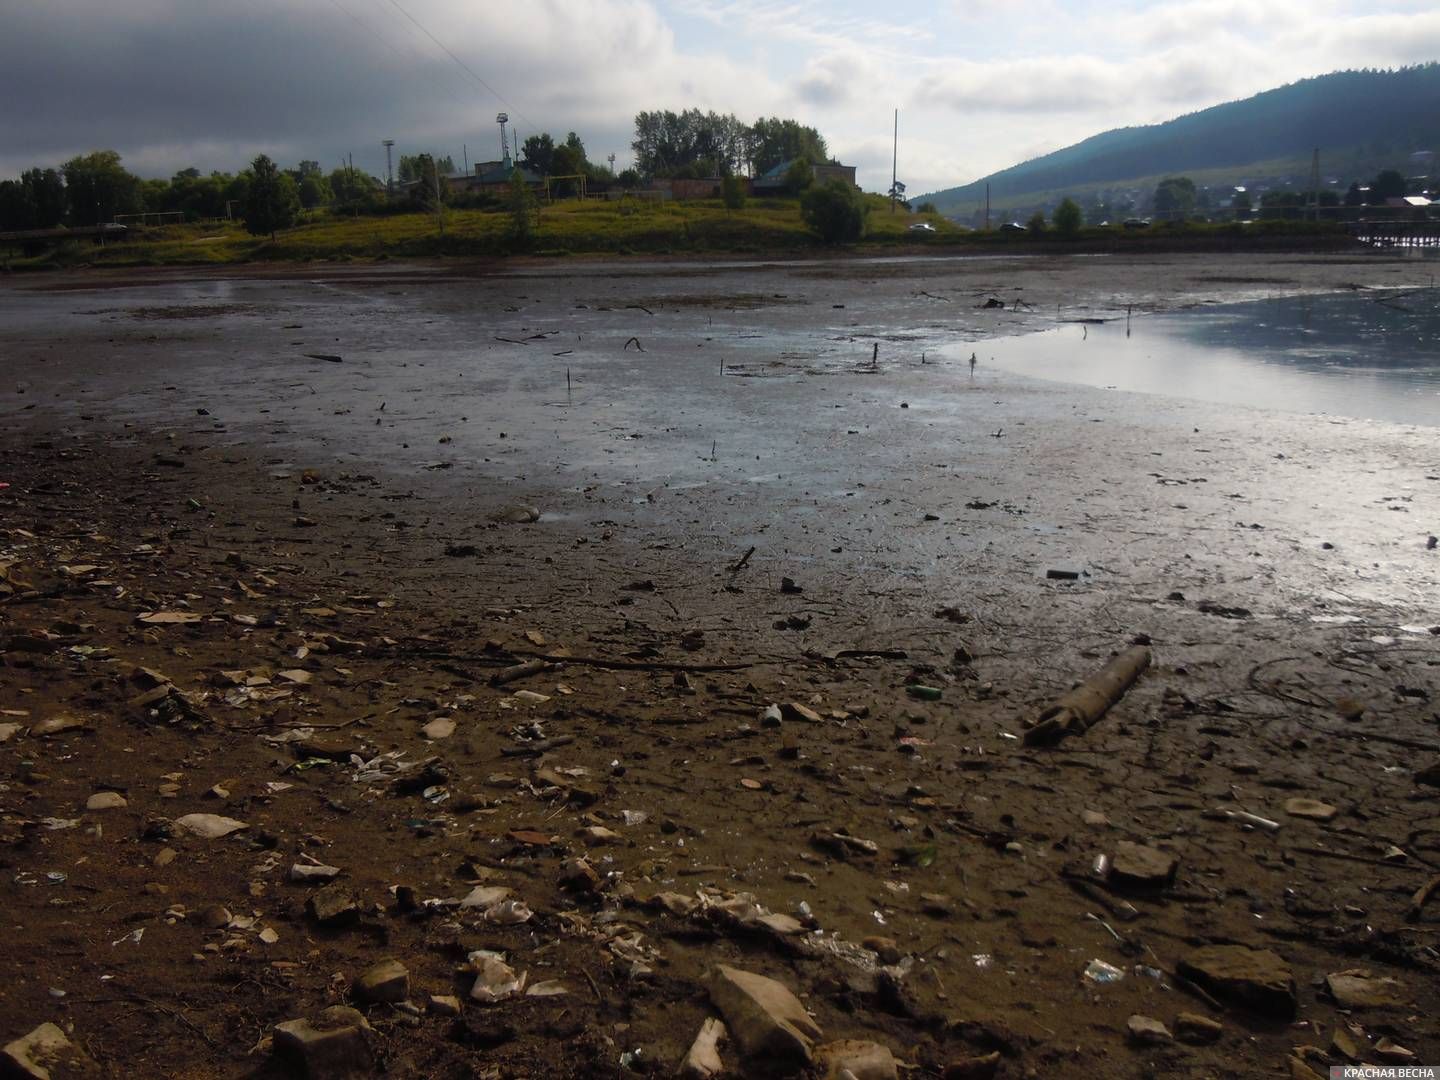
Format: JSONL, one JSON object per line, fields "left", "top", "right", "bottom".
{"left": 3, "top": 193, "right": 1359, "bottom": 270}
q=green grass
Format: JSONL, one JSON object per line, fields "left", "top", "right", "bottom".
{"left": 1, "top": 193, "right": 1354, "bottom": 270}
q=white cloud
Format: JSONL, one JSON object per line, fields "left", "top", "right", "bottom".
{"left": 1, "top": 0, "right": 1436, "bottom": 195}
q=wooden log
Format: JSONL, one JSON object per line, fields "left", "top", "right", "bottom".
{"left": 1023, "top": 645, "right": 1152, "bottom": 747}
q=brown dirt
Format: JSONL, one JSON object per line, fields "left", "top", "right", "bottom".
{"left": 2, "top": 250, "right": 1439, "bottom": 1079}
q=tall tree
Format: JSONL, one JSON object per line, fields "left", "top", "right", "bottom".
{"left": 520, "top": 133, "right": 555, "bottom": 174}
{"left": 750, "top": 117, "right": 828, "bottom": 174}
{"left": 242, "top": 154, "right": 300, "bottom": 239}
{"left": 1153, "top": 176, "right": 1197, "bottom": 220}
{"left": 62, "top": 150, "right": 142, "bottom": 225}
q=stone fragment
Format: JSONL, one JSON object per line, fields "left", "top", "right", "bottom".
{"left": 421, "top": 716, "right": 455, "bottom": 740}
{"left": 677, "top": 1019, "right": 725, "bottom": 1079}
{"left": 198, "top": 905, "right": 231, "bottom": 930}
{"left": 1325, "top": 969, "right": 1406, "bottom": 1009}
{"left": 0, "top": 723, "right": 23, "bottom": 744}
{"left": 816, "top": 1039, "right": 898, "bottom": 1080}
{"left": 31, "top": 715, "right": 88, "bottom": 738}
{"left": 1284, "top": 798, "right": 1338, "bottom": 821}
{"left": 862, "top": 936, "right": 903, "bottom": 964}
{"left": 1081, "top": 809, "right": 1111, "bottom": 827}
{"left": 1125, "top": 1014, "right": 1172, "bottom": 1046}
{"left": 780, "top": 702, "right": 823, "bottom": 724}
{"left": 942, "top": 1053, "right": 1001, "bottom": 1080}
{"left": 85, "top": 792, "right": 127, "bottom": 811}
{"left": 558, "top": 858, "right": 601, "bottom": 893}
{"left": 308, "top": 882, "right": 360, "bottom": 927}
{"left": 1, "top": 1022, "right": 99, "bottom": 1079}
{"left": 288, "top": 862, "right": 342, "bottom": 884}
{"left": 579, "top": 825, "right": 623, "bottom": 846}
{"left": 273, "top": 1006, "right": 373, "bottom": 1078}
{"left": 172, "top": 813, "right": 248, "bottom": 839}
{"left": 428, "top": 995, "right": 462, "bottom": 1018}
{"left": 1177, "top": 945, "right": 1296, "bottom": 1019}
{"left": 353, "top": 959, "right": 408, "bottom": 1004}
{"left": 706, "top": 965, "right": 822, "bottom": 1068}
{"left": 469, "top": 955, "right": 523, "bottom": 1004}
{"left": 1174, "top": 1012, "right": 1223, "bottom": 1044}
{"left": 1109, "top": 841, "right": 1178, "bottom": 890}
{"left": 458, "top": 885, "right": 511, "bottom": 910}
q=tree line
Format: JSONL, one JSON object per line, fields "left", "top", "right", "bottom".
{"left": 0, "top": 150, "right": 379, "bottom": 231}
{"left": 630, "top": 110, "right": 829, "bottom": 179}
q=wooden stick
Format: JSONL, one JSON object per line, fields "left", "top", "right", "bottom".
{"left": 1024, "top": 646, "right": 1152, "bottom": 746}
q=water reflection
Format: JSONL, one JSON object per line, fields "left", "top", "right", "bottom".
{"left": 975, "top": 288, "right": 1440, "bottom": 426}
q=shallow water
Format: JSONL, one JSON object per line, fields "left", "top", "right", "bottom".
{"left": 968, "top": 287, "right": 1440, "bottom": 426}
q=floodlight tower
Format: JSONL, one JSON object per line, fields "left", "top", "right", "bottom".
{"left": 383, "top": 139, "right": 395, "bottom": 196}
{"left": 497, "top": 113, "right": 510, "bottom": 166}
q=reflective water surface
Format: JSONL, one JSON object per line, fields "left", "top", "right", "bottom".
{"left": 972, "top": 287, "right": 1440, "bottom": 426}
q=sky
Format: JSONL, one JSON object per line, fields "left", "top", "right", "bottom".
{"left": 2, "top": 0, "right": 1438, "bottom": 196}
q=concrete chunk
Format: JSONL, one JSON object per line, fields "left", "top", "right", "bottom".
{"left": 706, "top": 965, "right": 822, "bottom": 1067}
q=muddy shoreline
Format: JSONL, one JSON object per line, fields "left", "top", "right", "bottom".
{"left": 2, "top": 250, "right": 1438, "bottom": 1079}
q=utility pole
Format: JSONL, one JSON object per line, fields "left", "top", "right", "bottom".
{"left": 433, "top": 165, "right": 445, "bottom": 237}
{"left": 891, "top": 108, "right": 898, "bottom": 213}
{"left": 985, "top": 183, "right": 991, "bottom": 231}
{"left": 1308, "top": 147, "right": 1321, "bottom": 222}
{"left": 383, "top": 139, "right": 395, "bottom": 198}
{"left": 463, "top": 143, "right": 468, "bottom": 174}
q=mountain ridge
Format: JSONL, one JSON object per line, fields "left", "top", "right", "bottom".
{"left": 917, "top": 64, "right": 1440, "bottom": 215}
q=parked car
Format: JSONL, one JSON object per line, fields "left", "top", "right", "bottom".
{"left": 999, "top": 221, "right": 1027, "bottom": 233}
{"left": 907, "top": 222, "right": 936, "bottom": 232}
{"left": 1122, "top": 218, "right": 1151, "bottom": 229}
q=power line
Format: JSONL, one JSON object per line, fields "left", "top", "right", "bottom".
{"left": 324, "top": 0, "right": 474, "bottom": 113}
{"left": 380, "top": 0, "right": 534, "bottom": 129}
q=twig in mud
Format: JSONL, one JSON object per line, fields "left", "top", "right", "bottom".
{"left": 494, "top": 337, "right": 529, "bottom": 345}
{"left": 582, "top": 968, "right": 604, "bottom": 1004}
{"left": 623, "top": 337, "right": 644, "bottom": 351}
{"left": 1290, "top": 846, "right": 1429, "bottom": 873}
{"left": 1408, "top": 874, "right": 1440, "bottom": 922}
{"left": 501, "top": 734, "right": 575, "bottom": 757}
{"left": 728, "top": 546, "right": 756, "bottom": 574}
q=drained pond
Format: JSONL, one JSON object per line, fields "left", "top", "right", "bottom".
{"left": 969, "top": 287, "right": 1440, "bottom": 426}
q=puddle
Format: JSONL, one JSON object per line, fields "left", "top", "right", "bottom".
{"left": 963, "top": 288, "right": 1440, "bottom": 426}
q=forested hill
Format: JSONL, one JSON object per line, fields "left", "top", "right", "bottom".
{"left": 920, "top": 65, "right": 1440, "bottom": 211}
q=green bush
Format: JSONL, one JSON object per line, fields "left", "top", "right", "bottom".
{"left": 800, "top": 180, "right": 868, "bottom": 244}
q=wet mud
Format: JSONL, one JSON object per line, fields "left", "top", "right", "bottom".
{"left": 1, "top": 251, "right": 1439, "bottom": 1078}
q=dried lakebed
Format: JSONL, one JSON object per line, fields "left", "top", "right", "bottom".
{"left": 1, "top": 250, "right": 1439, "bottom": 1079}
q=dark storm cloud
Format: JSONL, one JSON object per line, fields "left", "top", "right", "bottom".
{"left": 0, "top": 1, "right": 519, "bottom": 177}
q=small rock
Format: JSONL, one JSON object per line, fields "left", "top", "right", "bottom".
{"left": 1, "top": 1022, "right": 99, "bottom": 1079}
{"left": 1284, "top": 798, "right": 1338, "bottom": 821}
{"left": 862, "top": 936, "right": 903, "bottom": 965}
{"left": 1177, "top": 944, "right": 1296, "bottom": 1019}
{"left": 491, "top": 505, "right": 540, "bottom": 524}
{"left": 273, "top": 1006, "right": 373, "bottom": 1078}
{"left": 706, "top": 964, "right": 822, "bottom": 1068}
{"left": 469, "top": 955, "right": 523, "bottom": 1004}
{"left": 421, "top": 716, "right": 455, "bottom": 740}
{"left": 558, "top": 858, "right": 602, "bottom": 893}
{"left": 942, "top": 1053, "right": 1001, "bottom": 1080}
{"left": 30, "top": 715, "right": 88, "bottom": 738}
{"left": 780, "top": 702, "right": 823, "bottom": 724}
{"left": 258, "top": 927, "right": 279, "bottom": 945}
{"left": 308, "top": 882, "right": 360, "bottom": 927}
{"left": 1174, "top": 1012, "right": 1223, "bottom": 1044}
{"left": 428, "top": 995, "right": 462, "bottom": 1018}
{"left": 458, "top": 885, "right": 511, "bottom": 910}
{"left": 1125, "top": 1014, "right": 1172, "bottom": 1046}
{"left": 1325, "top": 969, "right": 1407, "bottom": 1009}
{"left": 198, "top": 905, "right": 231, "bottom": 930}
{"left": 288, "top": 862, "right": 342, "bottom": 884}
{"left": 579, "top": 825, "right": 623, "bottom": 846}
{"left": 680, "top": 1017, "right": 727, "bottom": 1079}
{"left": 0, "top": 723, "right": 22, "bottom": 744}
{"left": 85, "top": 791, "right": 126, "bottom": 811}
{"left": 1109, "top": 841, "right": 1178, "bottom": 890}
{"left": 1375, "top": 1037, "right": 1417, "bottom": 1062}
{"left": 1330, "top": 1022, "right": 1363, "bottom": 1061}
{"left": 172, "top": 813, "right": 248, "bottom": 839}
{"left": 1081, "top": 809, "right": 1110, "bottom": 828}
{"left": 353, "top": 959, "right": 408, "bottom": 1004}
{"left": 816, "top": 1039, "right": 898, "bottom": 1080}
